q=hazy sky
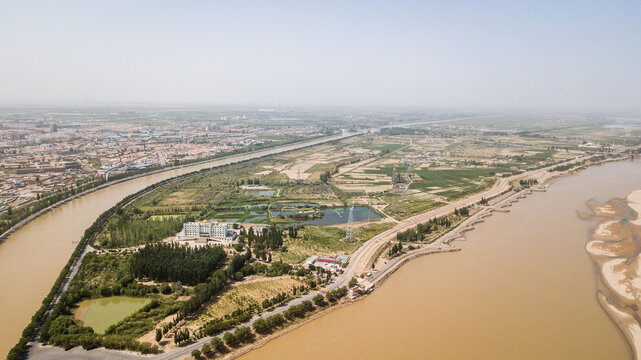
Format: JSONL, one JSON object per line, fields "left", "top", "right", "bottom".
{"left": 1, "top": 1, "right": 640, "bottom": 111}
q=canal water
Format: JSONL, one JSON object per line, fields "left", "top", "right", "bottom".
{"left": 241, "top": 160, "right": 641, "bottom": 360}
{"left": 0, "top": 134, "right": 348, "bottom": 359}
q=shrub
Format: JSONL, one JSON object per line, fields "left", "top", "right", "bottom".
{"left": 210, "top": 337, "right": 225, "bottom": 352}
{"left": 253, "top": 318, "right": 268, "bottom": 333}
{"left": 223, "top": 331, "right": 236, "bottom": 346}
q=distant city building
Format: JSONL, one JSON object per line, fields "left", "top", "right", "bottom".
{"left": 49, "top": 123, "right": 58, "bottom": 132}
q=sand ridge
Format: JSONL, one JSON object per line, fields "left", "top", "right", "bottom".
{"left": 585, "top": 192, "right": 641, "bottom": 358}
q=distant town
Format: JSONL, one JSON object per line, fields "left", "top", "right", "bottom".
{"left": 0, "top": 107, "right": 347, "bottom": 214}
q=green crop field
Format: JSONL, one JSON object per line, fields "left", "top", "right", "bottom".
{"left": 381, "top": 193, "right": 445, "bottom": 220}
{"left": 411, "top": 168, "right": 501, "bottom": 189}
{"left": 410, "top": 168, "right": 500, "bottom": 201}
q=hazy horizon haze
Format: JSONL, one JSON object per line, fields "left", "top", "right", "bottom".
{"left": 1, "top": 1, "right": 640, "bottom": 112}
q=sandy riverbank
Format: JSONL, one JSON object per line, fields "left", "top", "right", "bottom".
{"left": 585, "top": 190, "right": 641, "bottom": 359}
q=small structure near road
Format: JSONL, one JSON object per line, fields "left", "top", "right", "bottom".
{"left": 305, "top": 255, "right": 349, "bottom": 273}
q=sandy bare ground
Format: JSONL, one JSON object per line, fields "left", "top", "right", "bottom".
{"left": 598, "top": 293, "right": 641, "bottom": 360}
{"left": 280, "top": 159, "right": 320, "bottom": 180}
{"left": 584, "top": 191, "right": 641, "bottom": 359}
{"left": 138, "top": 313, "right": 180, "bottom": 352}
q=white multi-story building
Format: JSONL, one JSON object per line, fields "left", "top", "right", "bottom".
{"left": 181, "top": 221, "right": 237, "bottom": 243}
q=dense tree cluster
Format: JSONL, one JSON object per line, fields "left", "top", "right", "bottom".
{"left": 210, "top": 337, "right": 225, "bottom": 352}
{"left": 201, "top": 317, "right": 240, "bottom": 337}
{"left": 200, "top": 305, "right": 255, "bottom": 337}
{"left": 180, "top": 269, "right": 228, "bottom": 316}
{"left": 549, "top": 155, "right": 609, "bottom": 173}
{"left": 252, "top": 314, "right": 286, "bottom": 333}
{"left": 312, "top": 294, "right": 326, "bottom": 306}
{"left": 99, "top": 214, "right": 188, "bottom": 248}
{"left": 266, "top": 261, "right": 292, "bottom": 277}
{"left": 180, "top": 251, "right": 251, "bottom": 318}
{"left": 261, "top": 292, "right": 289, "bottom": 309}
{"left": 247, "top": 226, "right": 284, "bottom": 251}
{"left": 232, "top": 326, "right": 252, "bottom": 343}
{"left": 174, "top": 328, "right": 190, "bottom": 344}
{"left": 519, "top": 179, "right": 538, "bottom": 188}
{"left": 325, "top": 287, "right": 348, "bottom": 302}
{"left": 130, "top": 243, "right": 227, "bottom": 285}
{"left": 453, "top": 207, "right": 469, "bottom": 216}
{"left": 228, "top": 252, "right": 251, "bottom": 276}
{"left": 283, "top": 300, "right": 314, "bottom": 319}
{"left": 287, "top": 226, "right": 300, "bottom": 238}
{"left": 396, "top": 216, "right": 453, "bottom": 242}
{"left": 388, "top": 240, "right": 403, "bottom": 257}
{"left": 319, "top": 170, "right": 331, "bottom": 183}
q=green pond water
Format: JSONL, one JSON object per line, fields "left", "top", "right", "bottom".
{"left": 75, "top": 296, "right": 150, "bottom": 333}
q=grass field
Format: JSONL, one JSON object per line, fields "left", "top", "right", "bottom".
{"left": 354, "top": 222, "right": 396, "bottom": 240}
{"left": 71, "top": 253, "right": 128, "bottom": 289}
{"left": 381, "top": 193, "right": 445, "bottom": 220}
{"left": 192, "top": 277, "right": 303, "bottom": 326}
{"left": 277, "top": 225, "right": 359, "bottom": 264}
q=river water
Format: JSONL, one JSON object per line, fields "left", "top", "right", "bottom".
{"left": 0, "top": 134, "right": 348, "bottom": 359}
{"left": 241, "top": 160, "right": 641, "bottom": 360}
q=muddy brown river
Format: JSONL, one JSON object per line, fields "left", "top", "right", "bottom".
{"left": 240, "top": 160, "right": 641, "bottom": 360}
{"left": 0, "top": 134, "right": 348, "bottom": 359}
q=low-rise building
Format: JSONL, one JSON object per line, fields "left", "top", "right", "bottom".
{"left": 305, "top": 255, "right": 350, "bottom": 273}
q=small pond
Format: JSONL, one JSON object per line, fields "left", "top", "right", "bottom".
{"left": 74, "top": 296, "right": 150, "bottom": 333}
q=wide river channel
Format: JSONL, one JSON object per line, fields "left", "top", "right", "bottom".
{"left": 240, "top": 160, "right": 641, "bottom": 360}
{"left": 0, "top": 133, "right": 350, "bottom": 359}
